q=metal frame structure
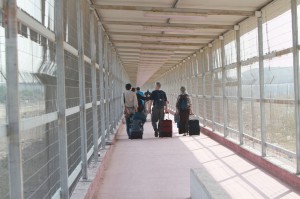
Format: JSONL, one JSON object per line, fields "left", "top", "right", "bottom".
{"left": 159, "top": 0, "right": 300, "bottom": 176}
{"left": 5, "top": 1, "right": 24, "bottom": 198}
{"left": 0, "top": 0, "right": 128, "bottom": 198}
{"left": 1, "top": 0, "right": 300, "bottom": 198}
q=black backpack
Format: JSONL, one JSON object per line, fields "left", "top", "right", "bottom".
{"left": 155, "top": 91, "right": 166, "bottom": 108}
{"left": 179, "top": 94, "right": 189, "bottom": 111}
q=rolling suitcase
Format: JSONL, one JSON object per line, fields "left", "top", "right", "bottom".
{"left": 158, "top": 114, "right": 172, "bottom": 137}
{"left": 188, "top": 119, "right": 200, "bottom": 135}
{"left": 130, "top": 120, "right": 143, "bottom": 139}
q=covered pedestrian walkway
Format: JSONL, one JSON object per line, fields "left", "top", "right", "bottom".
{"left": 1, "top": 0, "right": 300, "bottom": 199}
{"left": 91, "top": 118, "right": 300, "bottom": 199}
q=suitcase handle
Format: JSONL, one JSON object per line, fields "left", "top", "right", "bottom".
{"left": 165, "top": 112, "right": 170, "bottom": 120}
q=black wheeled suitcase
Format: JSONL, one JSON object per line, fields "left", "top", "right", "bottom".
{"left": 188, "top": 119, "right": 200, "bottom": 135}
{"left": 158, "top": 114, "right": 172, "bottom": 137}
{"left": 130, "top": 120, "right": 143, "bottom": 139}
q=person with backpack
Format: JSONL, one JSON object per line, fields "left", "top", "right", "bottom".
{"left": 176, "top": 86, "right": 192, "bottom": 136}
{"left": 123, "top": 83, "right": 138, "bottom": 139}
{"left": 144, "top": 89, "right": 152, "bottom": 114}
{"left": 136, "top": 87, "right": 144, "bottom": 104}
{"left": 136, "top": 87, "right": 147, "bottom": 113}
{"left": 144, "top": 89, "right": 151, "bottom": 101}
{"left": 149, "top": 82, "right": 168, "bottom": 137}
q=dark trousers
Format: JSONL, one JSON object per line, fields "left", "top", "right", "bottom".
{"left": 126, "top": 116, "right": 132, "bottom": 138}
{"left": 151, "top": 106, "right": 164, "bottom": 131}
{"left": 179, "top": 109, "right": 190, "bottom": 134}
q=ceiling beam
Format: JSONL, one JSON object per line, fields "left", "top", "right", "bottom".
{"left": 114, "top": 40, "right": 205, "bottom": 46}
{"left": 109, "top": 31, "right": 216, "bottom": 39}
{"left": 93, "top": 5, "right": 254, "bottom": 16}
{"left": 118, "top": 51, "right": 175, "bottom": 55}
{"left": 103, "top": 20, "right": 233, "bottom": 30}
{"left": 116, "top": 46, "right": 196, "bottom": 51}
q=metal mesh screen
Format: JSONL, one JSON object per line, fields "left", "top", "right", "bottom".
{"left": 67, "top": 113, "right": 81, "bottom": 176}
{"left": 65, "top": 51, "right": 80, "bottom": 108}
{"left": 86, "top": 108, "right": 94, "bottom": 152}
{"left": 0, "top": 138, "right": 9, "bottom": 199}
{"left": 21, "top": 121, "right": 59, "bottom": 199}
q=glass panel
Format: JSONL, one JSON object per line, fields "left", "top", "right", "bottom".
{"left": 226, "top": 68, "right": 238, "bottom": 97}
{"left": 262, "top": 0, "right": 292, "bottom": 53}
{"left": 17, "top": 0, "right": 55, "bottom": 31}
{"left": 227, "top": 99, "right": 238, "bottom": 134}
{"left": 241, "top": 63, "right": 260, "bottom": 98}
{"left": 214, "top": 71, "right": 223, "bottom": 97}
{"left": 224, "top": 31, "right": 237, "bottom": 65}
{"left": 263, "top": 54, "right": 294, "bottom": 100}
{"left": 243, "top": 101, "right": 261, "bottom": 151}
{"left": 64, "top": 0, "right": 78, "bottom": 49}
{"left": 0, "top": 25, "right": 6, "bottom": 124}
{"left": 18, "top": 30, "right": 57, "bottom": 118}
{"left": 0, "top": 19, "right": 9, "bottom": 199}
{"left": 240, "top": 17, "right": 258, "bottom": 61}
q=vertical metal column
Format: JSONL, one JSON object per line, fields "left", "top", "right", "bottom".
{"left": 106, "top": 43, "right": 111, "bottom": 140}
{"left": 90, "top": 9, "right": 98, "bottom": 162}
{"left": 104, "top": 38, "right": 109, "bottom": 141}
{"left": 76, "top": 0, "right": 88, "bottom": 179}
{"left": 111, "top": 52, "right": 115, "bottom": 131}
{"left": 5, "top": 1, "right": 24, "bottom": 198}
{"left": 291, "top": 0, "right": 300, "bottom": 174}
{"left": 235, "top": 26, "right": 244, "bottom": 145}
{"left": 201, "top": 49, "right": 207, "bottom": 126}
{"left": 98, "top": 24, "right": 105, "bottom": 149}
{"left": 194, "top": 55, "right": 199, "bottom": 117}
{"left": 209, "top": 44, "right": 215, "bottom": 131}
{"left": 55, "top": 0, "right": 69, "bottom": 198}
{"left": 257, "top": 13, "right": 267, "bottom": 157}
{"left": 220, "top": 36, "right": 228, "bottom": 137}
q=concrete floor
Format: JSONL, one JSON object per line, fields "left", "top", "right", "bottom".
{"left": 95, "top": 117, "right": 300, "bottom": 199}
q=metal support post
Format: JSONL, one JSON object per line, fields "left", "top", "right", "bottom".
{"left": 5, "top": 1, "right": 24, "bottom": 198}
{"left": 209, "top": 45, "right": 215, "bottom": 131}
{"left": 97, "top": 23, "right": 105, "bottom": 149}
{"left": 90, "top": 9, "right": 98, "bottom": 162}
{"left": 291, "top": 0, "right": 300, "bottom": 174}
{"left": 55, "top": 0, "right": 69, "bottom": 198}
{"left": 201, "top": 50, "right": 207, "bottom": 126}
{"left": 76, "top": 0, "right": 88, "bottom": 179}
{"left": 194, "top": 55, "right": 199, "bottom": 117}
{"left": 106, "top": 43, "right": 111, "bottom": 140}
{"left": 104, "top": 39, "right": 109, "bottom": 141}
{"left": 257, "top": 15, "right": 267, "bottom": 157}
{"left": 235, "top": 26, "right": 243, "bottom": 145}
{"left": 220, "top": 36, "right": 228, "bottom": 137}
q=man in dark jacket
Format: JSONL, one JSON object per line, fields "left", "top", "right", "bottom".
{"left": 149, "top": 82, "right": 168, "bottom": 137}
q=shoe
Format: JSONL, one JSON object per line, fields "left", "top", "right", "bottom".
{"left": 154, "top": 130, "right": 158, "bottom": 137}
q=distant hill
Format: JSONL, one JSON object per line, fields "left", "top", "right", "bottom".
{"left": 241, "top": 67, "right": 293, "bottom": 85}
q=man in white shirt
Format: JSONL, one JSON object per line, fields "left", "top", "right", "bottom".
{"left": 123, "top": 83, "right": 138, "bottom": 138}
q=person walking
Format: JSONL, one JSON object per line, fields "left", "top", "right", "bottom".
{"left": 144, "top": 89, "right": 152, "bottom": 114}
{"left": 136, "top": 87, "right": 147, "bottom": 114}
{"left": 176, "top": 86, "right": 192, "bottom": 136}
{"left": 123, "top": 83, "right": 138, "bottom": 138}
{"left": 149, "top": 82, "right": 168, "bottom": 137}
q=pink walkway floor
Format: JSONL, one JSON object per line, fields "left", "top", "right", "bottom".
{"left": 96, "top": 117, "right": 300, "bottom": 199}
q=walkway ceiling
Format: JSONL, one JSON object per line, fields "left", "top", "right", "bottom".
{"left": 93, "top": 0, "right": 272, "bottom": 87}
